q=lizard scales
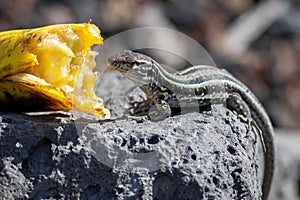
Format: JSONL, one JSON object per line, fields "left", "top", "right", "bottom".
{"left": 108, "top": 50, "right": 275, "bottom": 200}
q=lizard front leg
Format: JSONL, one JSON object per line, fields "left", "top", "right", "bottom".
{"left": 148, "top": 100, "right": 172, "bottom": 122}
{"left": 129, "top": 99, "right": 171, "bottom": 122}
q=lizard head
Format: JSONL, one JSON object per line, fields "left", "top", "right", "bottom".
{"left": 108, "top": 50, "right": 158, "bottom": 84}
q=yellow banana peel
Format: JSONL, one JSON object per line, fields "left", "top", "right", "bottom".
{"left": 0, "top": 23, "right": 110, "bottom": 119}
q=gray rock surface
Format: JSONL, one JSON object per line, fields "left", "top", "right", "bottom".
{"left": 0, "top": 71, "right": 263, "bottom": 199}
{"left": 0, "top": 110, "right": 260, "bottom": 199}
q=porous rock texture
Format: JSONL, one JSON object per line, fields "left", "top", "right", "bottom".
{"left": 0, "top": 72, "right": 262, "bottom": 199}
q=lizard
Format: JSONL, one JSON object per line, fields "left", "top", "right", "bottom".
{"left": 107, "top": 50, "right": 275, "bottom": 200}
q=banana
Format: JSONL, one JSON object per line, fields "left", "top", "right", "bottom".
{"left": 0, "top": 23, "right": 110, "bottom": 119}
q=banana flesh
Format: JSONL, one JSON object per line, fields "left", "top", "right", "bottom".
{"left": 0, "top": 23, "right": 110, "bottom": 119}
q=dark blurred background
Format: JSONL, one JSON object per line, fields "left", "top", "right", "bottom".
{"left": 1, "top": 0, "right": 300, "bottom": 129}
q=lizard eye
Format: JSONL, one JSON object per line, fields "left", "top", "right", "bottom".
{"left": 132, "top": 63, "right": 142, "bottom": 70}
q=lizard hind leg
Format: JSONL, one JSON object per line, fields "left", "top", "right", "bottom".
{"left": 226, "top": 93, "right": 251, "bottom": 119}
{"left": 226, "top": 93, "right": 266, "bottom": 152}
